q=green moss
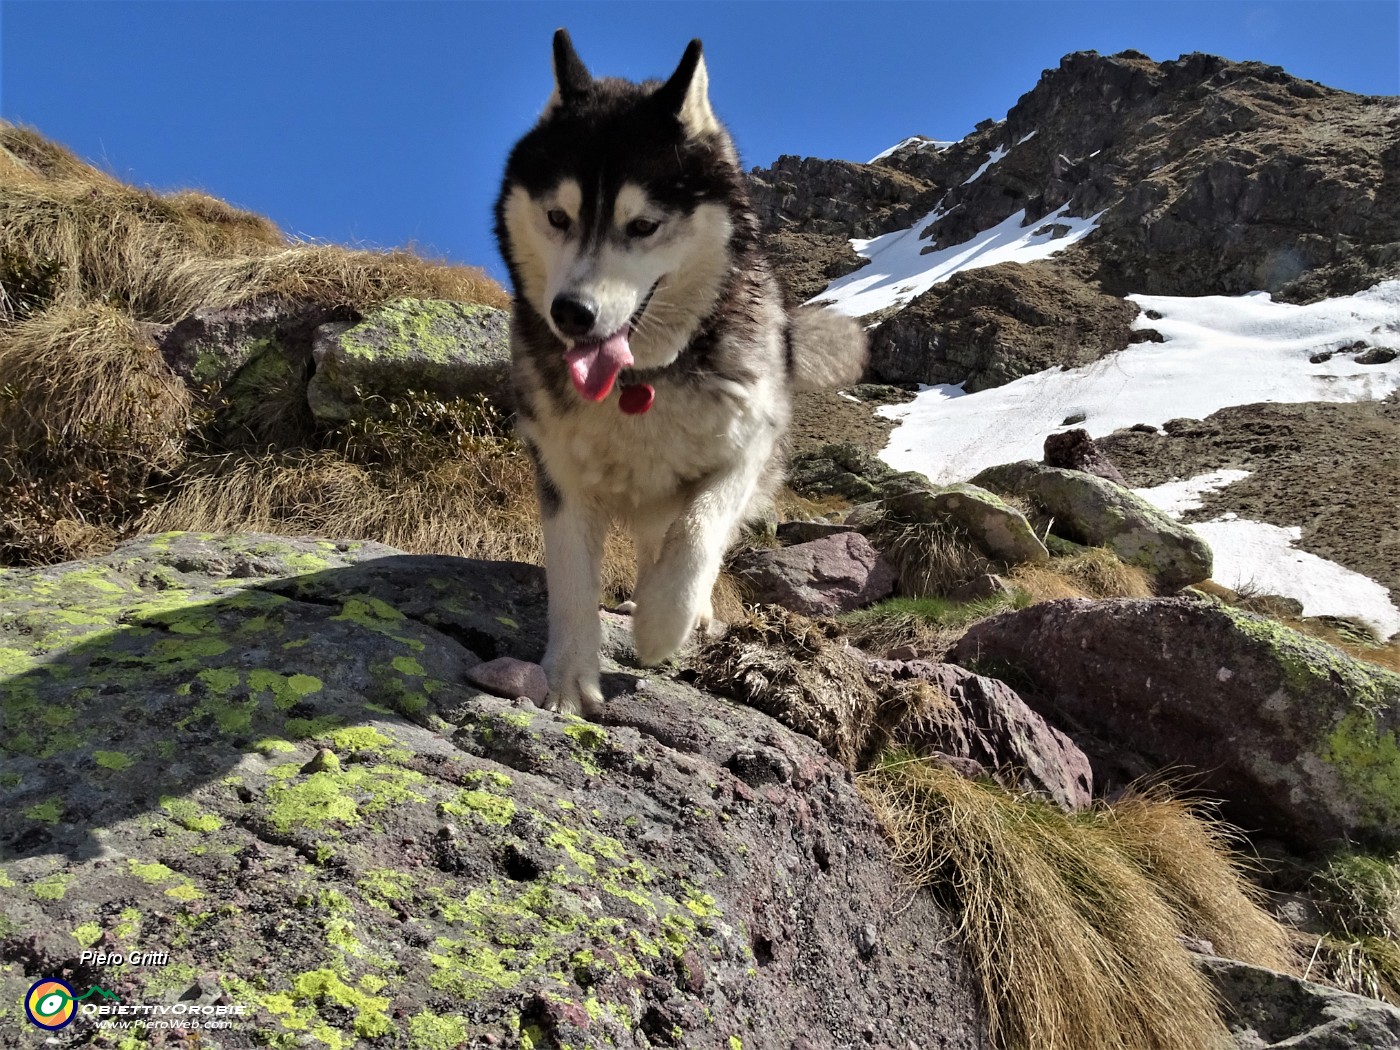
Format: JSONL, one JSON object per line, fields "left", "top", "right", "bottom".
{"left": 1324, "top": 709, "right": 1400, "bottom": 817}
{"left": 392, "top": 655, "right": 425, "bottom": 676}
{"left": 327, "top": 726, "right": 404, "bottom": 758}
{"left": 92, "top": 750, "right": 134, "bottom": 771}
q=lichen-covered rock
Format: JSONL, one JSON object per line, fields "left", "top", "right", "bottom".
{"left": 787, "top": 442, "right": 932, "bottom": 503}
{"left": 0, "top": 533, "right": 986, "bottom": 1048}
{"left": 1198, "top": 954, "right": 1400, "bottom": 1049}
{"left": 951, "top": 596, "right": 1400, "bottom": 850}
{"left": 731, "top": 532, "right": 896, "bottom": 616}
{"left": 306, "top": 298, "right": 511, "bottom": 421}
{"left": 881, "top": 484, "right": 1049, "bottom": 565}
{"left": 972, "top": 460, "right": 1212, "bottom": 587}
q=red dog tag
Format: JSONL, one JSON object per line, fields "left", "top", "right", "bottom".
{"left": 619, "top": 383, "right": 655, "bottom": 415}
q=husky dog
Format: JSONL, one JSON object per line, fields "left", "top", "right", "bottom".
{"left": 495, "top": 30, "right": 866, "bottom": 715}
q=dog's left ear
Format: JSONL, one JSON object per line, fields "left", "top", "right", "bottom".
{"left": 656, "top": 39, "right": 720, "bottom": 138}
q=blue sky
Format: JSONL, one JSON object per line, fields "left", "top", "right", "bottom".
{"left": 3, "top": 1, "right": 1397, "bottom": 283}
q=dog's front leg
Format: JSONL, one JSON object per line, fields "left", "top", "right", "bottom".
{"left": 540, "top": 495, "right": 607, "bottom": 716}
{"left": 630, "top": 464, "right": 758, "bottom": 666}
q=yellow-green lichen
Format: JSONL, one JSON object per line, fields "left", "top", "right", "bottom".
{"left": 265, "top": 764, "right": 427, "bottom": 834}
{"left": 24, "top": 797, "right": 64, "bottom": 824}
{"left": 93, "top": 750, "right": 134, "bottom": 771}
{"left": 444, "top": 789, "right": 516, "bottom": 827}
{"left": 161, "top": 796, "right": 224, "bottom": 832}
{"left": 1324, "top": 708, "right": 1400, "bottom": 816}
{"left": 73, "top": 922, "right": 103, "bottom": 948}
{"left": 31, "top": 872, "right": 72, "bottom": 900}
{"left": 407, "top": 1010, "right": 469, "bottom": 1050}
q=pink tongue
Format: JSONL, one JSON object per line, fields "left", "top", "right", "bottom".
{"left": 564, "top": 329, "right": 634, "bottom": 402}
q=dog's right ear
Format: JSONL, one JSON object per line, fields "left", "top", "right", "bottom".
{"left": 545, "top": 28, "right": 592, "bottom": 114}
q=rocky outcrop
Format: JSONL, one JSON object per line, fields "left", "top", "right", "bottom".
{"left": 1199, "top": 954, "right": 1400, "bottom": 1049}
{"left": 788, "top": 444, "right": 1051, "bottom": 576}
{"left": 755, "top": 50, "right": 1400, "bottom": 388}
{"left": 972, "top": 460, "right": 1212, "bottom": 588}
{"left": 881, "top": 485, "right": 1049, "bottom": 566}
{"left": 693, "top": 609, "right": 1092, "bottom": 809}
{"left": 731, "top": 532, "right": 895, "bottom": 615}
{"left": 866, "top": 259, "right": 1141, "bottom": 391}
{"left": 1043, "top": 428, "right": 1128, "bottom": 485}
{"left": 0, "top": 533, "right": 987, "bottom": 1048}
{"left": 869, "top": 658, "right": 1093, "bottom": 811}
{"left": 306, "top": 298, "right": 511, "bottom": 421}
{"left": 950, "top": 596, "right": 1400, "bottom": 851}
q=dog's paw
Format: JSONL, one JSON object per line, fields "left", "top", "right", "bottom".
{"left": 540, "top": 654, "right": 604, "bottom": 718}
{"left": 631, "top": 597, "right": 700, "bottom": 666}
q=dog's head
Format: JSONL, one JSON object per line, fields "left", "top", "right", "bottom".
{"left": 496, "top": 30, "right": 750, "bottom": 402}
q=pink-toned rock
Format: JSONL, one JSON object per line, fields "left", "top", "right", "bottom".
{"left": 733, "top": 532, "right": 895, "bottom": 616}
{"left": 466, "top": 656, "right": 548, "bottom": 705}
{"left": 870, "top": 658, "right": 1094, "bottom": 810}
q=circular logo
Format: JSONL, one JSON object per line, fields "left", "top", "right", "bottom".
{"left": 25, "top": 978, "right": 76, "bottom": 1030}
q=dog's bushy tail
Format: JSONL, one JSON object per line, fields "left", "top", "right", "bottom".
{"left": 788, "top": 306, "right": 868, "bottom": 392}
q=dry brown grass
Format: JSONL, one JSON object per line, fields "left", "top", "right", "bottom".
{"left": 0, "top": 122, "right": 513, "bottom": 566}
{"left": 860, "top": 757, "right": 1297, "bottom": 1050}
{"left": 866, "top": 516, "right": 995, "bottom": 597}
{"left": 0, "top": 123, "right": 506, "bottom": 324}
{"left": 0, "top": 302, "right": 192, "bottom": 562}
{"left": 1010, "top": 546, "right": 1156, "bottom": 601}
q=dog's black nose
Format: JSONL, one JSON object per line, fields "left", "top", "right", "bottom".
{"left": 550, "top": 294, "right": 598, "bottom": 338}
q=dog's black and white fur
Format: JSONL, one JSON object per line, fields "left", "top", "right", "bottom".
{"left": 495, "top": 30, "right": 866, "bottom": 714}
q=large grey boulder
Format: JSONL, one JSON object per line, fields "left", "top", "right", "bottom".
{"left": 0, "top": 533, "right": 985, "bottom": 1049}
{"left": 881, "top": 484, "right": 1049, "bottom": 566}
{"left": 306, "top": 298, "right": 511, "bottom": 420}
{"left": 1198, "top": 954, "right": 1400, "bottom": 1049}
{"left": 951, "top": 596, "right": 1400, "bottom": 851}
{"left": 972, "top": 459, "right": 1212, "bottom": 587}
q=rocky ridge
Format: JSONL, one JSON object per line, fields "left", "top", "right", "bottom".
{"left": 751, "top": 50, "right": 1400, "bottom": 387}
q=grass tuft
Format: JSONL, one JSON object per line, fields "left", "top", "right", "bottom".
{"left": 859, "top": 756, "right": 1296, "bottom": 1050}
{"left": 1304, "top": 852, "right": 1400, "bottom": 1004}
{"left": 0, "top": 121, "right": 511, "bottom": 566}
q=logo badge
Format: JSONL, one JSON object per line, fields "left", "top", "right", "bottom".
{"left": 25, "top": 978, "right": 77, "bottom": 1030}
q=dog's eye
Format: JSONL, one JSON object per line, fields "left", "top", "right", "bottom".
{"left": 546, "top": 209, "right": 571, "bottom": 231}
{"left": 626, "top": 218, "right": 660, "bottom": 238}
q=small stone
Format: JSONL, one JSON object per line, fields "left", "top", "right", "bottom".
{"left": 437, "top": 823, "right": 458, "bottom": 840}
{"left": 466, "top": 657, "right": 549, "bottom": 705}
{"left": 855, "top": 923, "right": 878, "bottom": 957}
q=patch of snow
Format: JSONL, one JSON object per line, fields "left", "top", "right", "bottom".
{"left": 1191, "top": 518, "right": 1400, "bottom": 640}
{"left": 838, "top": 391, "right": 861, "bottom": 403}
{"left": 1134, "top": 470, "right": 1252, "bottom": 519}
{"left": 809, "top": 205, "right": 1102, "bottom": 320}
{"left": 1017, "top": 130, "right": 1037, "bottom": 144}
{"left": 963, "top": 145, "right": 1008, "bottom": 185}
{"left": 876, "top": 280, "right": 1400, "bottom": 482}
{"left": 1132, "top": 470, "right": 1400, "bottom": 637}
{"left": 867, "top": 136, "right": 955, "bottom": 164}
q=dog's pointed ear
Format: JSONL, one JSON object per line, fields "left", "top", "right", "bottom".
{"left": 656, "top": 39, "right": 720, "bottom": 137}
{"left": 545, "top": 28, "right": 592, "bottom": 114}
